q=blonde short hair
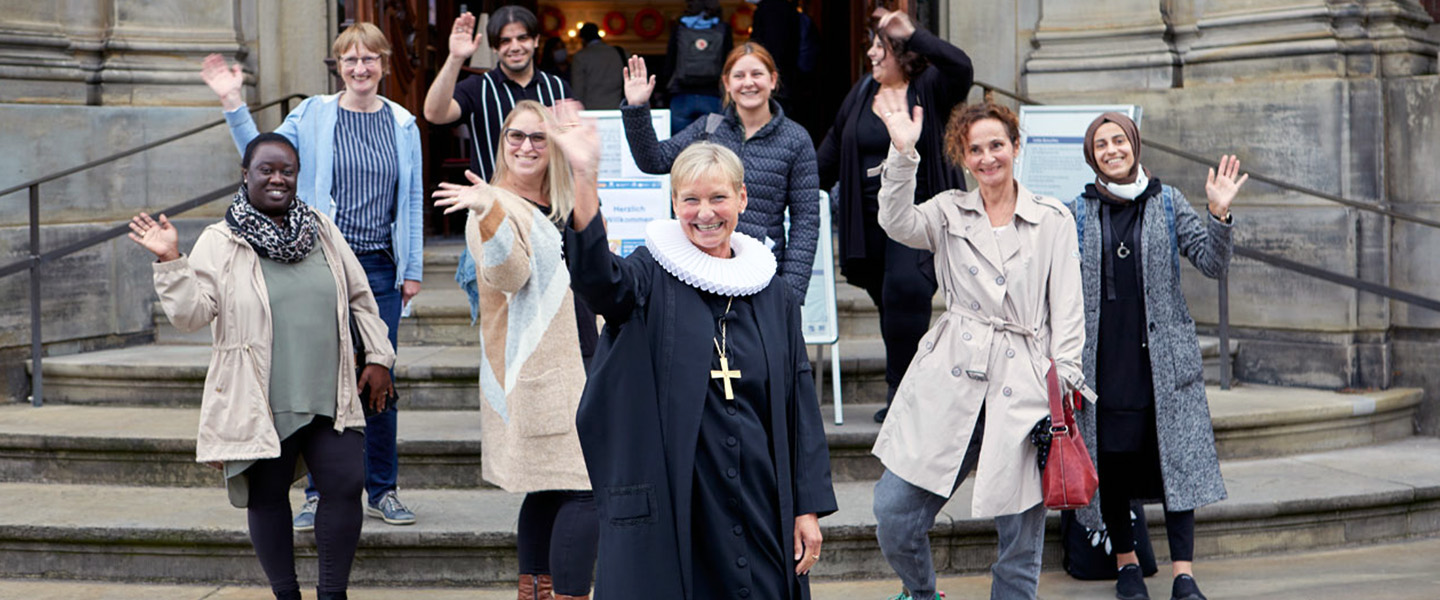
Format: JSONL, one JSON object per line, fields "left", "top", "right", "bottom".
{"left": 333, "top": 22, "right": 393, "bottom": 72}
{"left": 670, "top": 143, "right": 744, "bottom": 196}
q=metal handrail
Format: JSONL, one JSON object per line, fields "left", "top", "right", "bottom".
{"left": 0, "top": 94, "right": 306, "bottom": 201}
{"left": 7, "top": 94, "right": 307, "bottom": 407}
{"left": 973, "top": 80, "right": 1440, "bottom": 390}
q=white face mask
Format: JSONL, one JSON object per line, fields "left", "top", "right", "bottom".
{"left": 1102, "top": 164, "right": 1150, "bottom": 200}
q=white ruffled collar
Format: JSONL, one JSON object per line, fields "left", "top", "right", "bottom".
{"left": 644, "top": 219, "right": 776, "bottom": 297}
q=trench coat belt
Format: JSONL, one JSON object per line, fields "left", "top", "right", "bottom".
{"left": 944, "top": 305, "right": 1036, "bottom": 382}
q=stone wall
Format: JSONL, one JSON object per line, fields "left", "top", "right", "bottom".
{"left": 0, "top": 0, "right": 332, "bottom": 401}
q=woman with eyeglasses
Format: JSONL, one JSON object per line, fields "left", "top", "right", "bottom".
{"left": 432, "top": 100, "right": 598, "bottom": 600}
{"left": 201, "top": 22, "right": 423, "bottom": 531}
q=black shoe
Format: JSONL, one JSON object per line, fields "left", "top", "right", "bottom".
{"left": 1170, "top": 574, "right": 1207, "bottom": 600}
{"left": 873, "top": 406, "right": 889, "bottom": 422}
{"left": 1116, "top": 564, "right": 1150, "bottom": 600}
{"left": 316, "top": 591, "right": 347, "bottom": 600}
{"left": 274, "top": 589, "right": 301, "bottom": 600}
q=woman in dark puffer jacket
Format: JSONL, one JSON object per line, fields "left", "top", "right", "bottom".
{"left": 620, "top": 42, "right": 819, "bottom": 301}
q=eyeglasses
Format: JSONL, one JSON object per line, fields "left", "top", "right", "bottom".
{"left": 340, "top": 55, "right": 382, "bottom": 68}
{"left": 503, "top": 128, "right": 547, "bottom": 150}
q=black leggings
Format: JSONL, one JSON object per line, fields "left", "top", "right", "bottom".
{"left": 1098, "top": 470, "right": 1195, "bottom": 562}
{"left": 246, "top": 418, "right": 365, "bottom": 596}
{"left": 517, "top": 490, "right": 599, "bottom": 596}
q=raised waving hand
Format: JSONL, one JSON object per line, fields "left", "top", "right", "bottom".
{"left": 1205, "top": 154, "right": 1248, "bottom": 219}
{"left": 127, "top": 212, "right": 181, "bottom": 262}
{"left": 623, "top": 55, "right": 657, "bottom": 107}
{"left": 873, "top": 87, "right": 923, "bottom": 156}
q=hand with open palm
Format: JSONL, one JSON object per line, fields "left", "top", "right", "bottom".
{"left": 1205, "top": 154, "right": 1247, "bottom": 220}
{"left": 623, "top": 54, "right": 656, "bottom": 107}
{"left": 448, "top": 12, "right": 484, "bottom": 61}
{"left": 874, "top": 87, "right": 923, "bottom": 156}
{"left": 433, "top": 170, "right": 499, "bottom": 215}
{"left": 127, "top": 212, "right": 181, "bottom": 262}
{"left": 200, "top": 54, "right": 246, "bottom": 111}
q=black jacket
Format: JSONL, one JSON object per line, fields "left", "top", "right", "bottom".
{"left": 817, "top": 27, "right": 973, "bottom": 264}
{"left": 564, "top": 217, "right": 837, "bottom": 599}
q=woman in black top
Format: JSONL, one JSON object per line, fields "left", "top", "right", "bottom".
{"left": 816, "top": 7, "right": 973, "bottom": 421}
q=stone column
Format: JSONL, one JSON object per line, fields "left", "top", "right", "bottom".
{"left": 1025, "top": 0, "right": 1180, "bottom": 93}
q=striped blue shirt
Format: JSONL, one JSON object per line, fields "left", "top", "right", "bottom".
{"left": 332, "top": 104, "right": 399, "bottom": 253}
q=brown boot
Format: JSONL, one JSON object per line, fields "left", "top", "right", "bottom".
{"left": 518, "top": 574, "right": 555, "bottom": 600}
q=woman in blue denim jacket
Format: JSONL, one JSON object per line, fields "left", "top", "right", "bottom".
{"left": 201, "top": 22, "right": 423, "bottom": 530}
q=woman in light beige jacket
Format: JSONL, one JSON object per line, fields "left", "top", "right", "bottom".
{"left": 867, "top": 96, "right": 1085, "bottom": 600}
{"left": 128, "top": 134, "right": 395, "bottom": 600}
{"left": 432, "top": 100, "right": 595, "bottom": 600}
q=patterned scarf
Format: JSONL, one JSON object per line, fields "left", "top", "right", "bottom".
{"left": 224, "top": 185, "right": 318, "bottom": 263}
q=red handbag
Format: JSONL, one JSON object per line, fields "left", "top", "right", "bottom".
{"left": 1041, "top": 360, "right": 1099, "bottom": 510}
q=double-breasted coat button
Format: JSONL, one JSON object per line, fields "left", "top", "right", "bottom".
{"left": 1006, "top": 349, "right": 1015, "bottom": 358}
{"left": 962, "top": 332, "right": 973, "bottom": 341}
{"left": 737, "top": 557, "right": 748, "bottom": 568}
{"left": 925, "top": 341, "right": 933, "bottom": 350}
{"left": 726, "top": 436, "right": 737, "bottom": 447}
{"left": 1003, "top": 387, "right": 1013, "bottom": 396}
{"left": 971, "top": 301, "right": 980, "bottom": 310}
{"left": 951, "top": 367, "right": 962, "bottom": 377}
{"left": 995, "top": 275, "right": 1006, "bottom": 285}
{"left": 726, "top": 468, "right": 737, "bottom": 478}
{"left": 725, "top": 405, "right": 736, "bottom": 416}
{"left": 738, "top": 589, "right": 751, "bottom": 598}
{"left": 733, "top": 525, "right": 743, "bottom": 536}
{"left": 969, "top": 266, "right": 979, "bottom": 275}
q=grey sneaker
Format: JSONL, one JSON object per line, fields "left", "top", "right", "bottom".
{"left": 292, "top": 495, "right": 319, "bottom": 532}
{"left": 367, "top": 490, "right": 416, "bottom": 525}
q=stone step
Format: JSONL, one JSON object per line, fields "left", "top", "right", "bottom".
{"left": 0, "top": 385, "right": 1419, "bottom": 489}
{"left": 34, "top": 345, "right": 479, "bottom": 410}
{"left": 154, "top": 288, "right": 479, "bottom": 348}
{"left": 36, "top": 330, "right": 1239, "bottom": 411}
{"left": 0, "top": 438, "right": 1434, "bottom": 586}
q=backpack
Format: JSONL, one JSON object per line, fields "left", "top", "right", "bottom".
{"left": 673, "top": 25, "right": 726, "bottom": 88}
{"left": 1060, "top": 505, "right": 1159, "bottom": 580}
{"left": 1066, "top": 186, "right": 1181, "bottom": 282}
{"left": 796, "top": 12, "right": 821, "bottom": 75}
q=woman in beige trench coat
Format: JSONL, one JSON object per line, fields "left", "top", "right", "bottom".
{"left": 867, "top": 95, "right": 1085, "bottom": 600}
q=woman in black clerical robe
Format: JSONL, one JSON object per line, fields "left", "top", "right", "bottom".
{"left": 546, "top": 99, "right": 837, "bottom": 600}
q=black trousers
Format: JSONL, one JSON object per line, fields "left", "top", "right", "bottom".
{"left": 517, "top": 490, "right": 600, "bottom": 595}
{"left": 1098, "top": 452, "right": 1195, "bottom": 563}
{"left": 854, "top": 238, "right": 937, "bottom": 402}
{"left": 247, "top": 418, "right": 365, "bottom": 596}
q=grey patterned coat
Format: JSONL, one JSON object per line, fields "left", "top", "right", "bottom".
{"left": 1068, "top": 183, "right": 1232, "bottom": 529}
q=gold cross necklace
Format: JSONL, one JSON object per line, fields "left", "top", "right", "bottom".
{"left": 710, "top": 296, "right": 742, "bottom": 401}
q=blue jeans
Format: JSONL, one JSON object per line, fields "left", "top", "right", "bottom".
{"left": 873, "top": 411, "right": 1046, "bottom": 599}
{"left": 307, "top": 250, "right": 401, "bottom": 504}
{"left": 669, "top": 93, "right": 721, "bottom": 135}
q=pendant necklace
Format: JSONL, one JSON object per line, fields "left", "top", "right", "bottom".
{"left": 1104, "top": 203, "right": 1133, "bottom": 260}
{"left": 710, "top": 296, "right": 742, "bottom": 401}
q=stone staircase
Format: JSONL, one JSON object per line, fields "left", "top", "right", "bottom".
{"left": 6, "top": 240, "right": 1437, "bottom": 587}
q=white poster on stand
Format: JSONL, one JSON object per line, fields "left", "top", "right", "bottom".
{"left": 1015, "top": 105, "right": 1141, "bottom": 201}
{"left": 583, "top": 109, "right": 672, "bottom": 256}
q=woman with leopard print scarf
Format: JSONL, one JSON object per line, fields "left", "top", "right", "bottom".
{"left": 128, "top": 133, "right": 396, "bottom": 600}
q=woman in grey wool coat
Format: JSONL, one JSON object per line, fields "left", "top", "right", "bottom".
{"left": 1069, "top": 112, "right": 1247, "bottom": 600}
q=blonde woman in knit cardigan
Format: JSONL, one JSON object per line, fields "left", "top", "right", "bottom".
{"left": 433, "top": 100, "right": 597, "bottom": 600}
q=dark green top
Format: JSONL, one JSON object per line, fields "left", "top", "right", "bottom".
{"left": 224, "top": 247, "right": 341, "bottom": 507}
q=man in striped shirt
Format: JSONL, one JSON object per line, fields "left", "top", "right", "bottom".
{"left": 424, "top": 5, "right": 570, "bottom": 181}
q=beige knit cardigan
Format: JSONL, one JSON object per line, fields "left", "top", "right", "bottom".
{"left": 465, "top": 190, "right": 591, "bottom": 492}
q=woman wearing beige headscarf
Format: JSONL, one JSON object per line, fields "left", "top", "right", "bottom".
{"left": 1068, "top": 112, "right": 1246, "bottom": 600}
